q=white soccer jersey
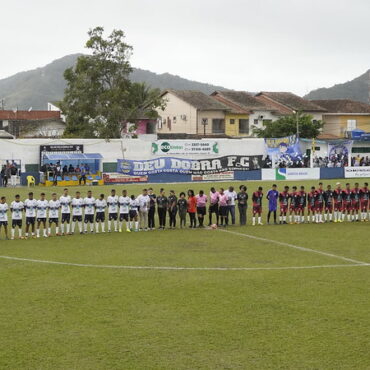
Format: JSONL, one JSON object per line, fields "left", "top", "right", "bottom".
{"left": 48, "top": 200, "right": 60, "bottom": 218}
{"left": 11, "top": 201, "right": 24, "bottom": 220}
{"left": 37, "top": 200, "right": 49, "bottom": 218}
{"left": 24, "top": 199, "right": 37, "bottom": 218}
{"left": 129, "top": 199, "right": 139, "bottom": 212}
{"left": 59, "top": 195, "right": 71, "bottom": 214}
{"left": 107, "top": 195, "right": 119, "bottom": 214}
{"left": 119, "top": 196, "right": 131, "bottom": 214}
{"left": 95, "top": 199, "right": 107, "bottom": 213}
{"left": 136, "top": 194, "right": 150, "bottom": 211}
{"left": 0, "top": 203, "right": 9, "bottom": 222}
{"left": 84, "top": 197, "right": 96, "bottom": 215}
{"left": 71, "top": 198, "right": 84, "bottom": 216}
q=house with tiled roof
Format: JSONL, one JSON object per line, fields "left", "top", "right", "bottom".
{"left": 156, "top": 90, "right": 231, "bottom": 137}
{"left": 255, "top": 91, "right": 327, "bottom": 121}
{"left": 210, "top": 91, "right": 278, "bottom": 137}
{"left": 310, "top": 99, "right": 370, "bottom": 138}
{"left": 0, "top": 110, "right": 65, "bottom": 138}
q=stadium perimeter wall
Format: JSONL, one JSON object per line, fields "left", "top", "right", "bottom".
{"left": 1, "top": 138, "right": 370, "bottom": 185}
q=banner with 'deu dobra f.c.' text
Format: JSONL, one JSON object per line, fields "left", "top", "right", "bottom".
{"left": 117, "top": 156, "right": 262, "bottom": 176}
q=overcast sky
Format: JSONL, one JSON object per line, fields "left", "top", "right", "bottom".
{"left": 1, "top": 0, "right": 369, "bottom": 95}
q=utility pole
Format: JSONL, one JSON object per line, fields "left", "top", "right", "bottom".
{"left": 292, "top": 110, "right": 299, "bottom": 138}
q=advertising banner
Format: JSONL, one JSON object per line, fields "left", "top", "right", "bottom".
{"left": 262, "top": 168, "right": 320, "bottom": 180}
{"left": 344, "top": 167, "right": 370, "bottom": 178}
{"left": 191, "top": 171, "right": 234, "bottom": 182}
{"left": 327, "top": 140, "right": 353, "bottom": 158}
{"left": 265, "top": 135, "right": 302, "bottom": 163}
{"left": 152, "top": 140, "right": 219, "bottom": 155}
{"left": 40, "top": 144, "right": 84, "bottom": 164}
{"left": 103, "top": 173, "right": 148, "bottom": 184}
{"left": 117, "top": 155, "right": 262, "bottom": 176}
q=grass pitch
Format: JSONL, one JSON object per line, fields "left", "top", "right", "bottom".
{"left": 1, "top": 180, "right": 370, "bottom": 369}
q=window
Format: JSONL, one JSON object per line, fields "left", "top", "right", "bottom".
{"left": 230, "top": 119, "right": 235, "bottom": 124}
{"left": 262, "top": 119, "right": 272, "bottom": 125}
{"left": 173, "top": 116, "right": 177, "bottom": 124}
{"left": 212, "top": 119, "right": 225, "bottom": 134}
{"left": 347, "top": 119, "right": 357, "bottom": 131}
{"left": 239, "top": 119, "right": 249, "bottom": 134}
{"left": 352, "top": 147, "right": 370, "bottom": 153}
{"left": 254, "top": 119, "right": 259, "bottom": 125}
{"left": 0, "top": 121, "right": 3, "bottom": 130}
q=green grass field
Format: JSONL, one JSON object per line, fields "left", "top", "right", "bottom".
{"left": 1, "top": 180, "right": 370, "bottom": 369}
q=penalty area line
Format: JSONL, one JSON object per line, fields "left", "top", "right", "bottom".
{"left": 0, "top": 255, "right": 369, "bottom": 271}
{"left": 217, "top": 228, "right": 368, "bottom": 265}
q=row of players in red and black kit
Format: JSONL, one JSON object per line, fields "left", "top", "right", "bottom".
{"left": 251, "top": 181, "right": 370, "bottom": 225}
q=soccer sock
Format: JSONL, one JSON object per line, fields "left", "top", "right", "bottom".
{"left": 36, "top": 229, "right": 40, "bottom": 237}
{"left": 72, "top": 222, "right": 76, "bottom": 233}
{"left": 78, "top": 222, "right": 83, "bottom": 232}
{"left": 61, "top": 224, "right": 64, "bottom": 233}
{"left": 135, "top": 221, "right": 139, "bottom": 230}
{"left": 119, "top": 221, "right": 123, "bottom": 230}
{"left": 11, "top": 229, "right": 15, "bottom": 238}
{"left": 347, "top": 214, "right": 351, "bottom": 221}
{"left": 67, "top": 224, "right": 70, "bottom": 233}
{"left": 101, "top": 222, "right": 105, "bottom": 232}
{"left": 301, "top": 215, "right": 305, "bottom": 222}
{"left": 334, "top": 211, "right": 337, "bottom": 221}
{"left": 108, "top": 220, "right": 112, "bottom": 231}
{"left": 114, "top": 220, "right": 118, "bottom": 231}
{"left": 279, "top": 215, "right": 282, "bottom": 222}
{"left": 43, "top": 229, "right": 47, "bottom": 237}
{"left": 90, "top": 223, "right": 94, "bottom": 232}
{"left": 18, "top": 228, "right": 22, "bottom": 237}
{"left": 283, "top": 215, "right": 286, "bottom": 222}
{"left": 55, "top": 227, "right": 59, "bottom": 234}
{"left": 329, "top": 213, "right": 332, "bottom": 221}
{"left": 48, "top": 227, "right": 51, "bottom": 234}
{"left": 252, "top": 217, "right": 256, "bottom": 225}
{"left": 355, "top": 213, "right": 359, "bottom": 221}
{"left": 25, "top": 232, "right": 29, "bottom": 237}
{"left": 324, "top": 213, "right": 327, "bottom": 221}
{"left": 84, "top": 223, "right": 88, "bottom": 232}
{"left": 289, "top": 215, "right": 292, "bottom": 223}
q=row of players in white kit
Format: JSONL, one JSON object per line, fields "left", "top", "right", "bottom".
{"left": 2, "top": 189, "right": 143, "bottom": 239}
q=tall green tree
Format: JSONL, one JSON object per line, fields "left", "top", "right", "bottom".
{"left": 61, "top": 27, "right": 164, "bottom": 138}
{"left": 253, "top": 112, "right": 324, "bottom": 139}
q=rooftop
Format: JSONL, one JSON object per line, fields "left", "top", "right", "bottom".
{"left": 163, "top": 90, "right": 230, "bottom": 111}
{"left": 256, "top": 92, "right": 327, "bottom": 112}
{"left": 310, "top": 99, "right": 370, "bottom": 114}
{"left": 0, "top": 110, "right": 61, "bottom": 120}
{"left": 211, "top": 91, "right": 273, "bottom": 113}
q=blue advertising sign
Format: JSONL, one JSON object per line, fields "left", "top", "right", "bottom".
{"left": 117, "top": 155, "right": 262, "bottom": 176}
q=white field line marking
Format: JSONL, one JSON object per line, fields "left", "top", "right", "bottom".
{"left": 218, "top": 229, "right": 368, "bottom": 265}
{"left": 0, "top": 255, "right": 369, "bottom": 271}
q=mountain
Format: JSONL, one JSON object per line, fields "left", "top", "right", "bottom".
{"left": 0, "top": 54, "right": 227, "bottom": 110}
{"left": 305, "top": 70, "right": 370, "bottom": 103}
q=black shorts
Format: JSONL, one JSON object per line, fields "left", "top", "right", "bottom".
{"left": 37, "top": 217, "right": 47, "bottom": 223}
{"left": 61, "top": 213, "right": 71, "bottom": 223}
{"left": 119, "top": 213, "right": 129, "bottom": 222}
{"left": 72, "top": 215, "right": 82, "bottom": 222}
{"left": 129, "top": 210, "right": 137, "bottom": 220}
{"left": 219, "top": 206, "right": 228, "bottom": 217}
{"left": 209, "top": 203, "right": 219, "bottom": 213}
{"left": 12, "top": 219, "right": 22, "bottom": 228}
{"left": 49, "top": 218, "right": 59, "bottom": 224}
{"left": 84, "top": 214, "right": 94, "bottom": 223}
{"left": 0, "top": 221, "right": 8, "bottom": 226}
{"left": 197, "top": 207, "right": 206, "bottom": 215}
{"left": 26, "top": 217, "right": 36, "bottom": 225}
{"left": 96, "top": 212, "right": 105, "bottom": 222}
{"left": 109, "top": 213, "right": 118, "bottom": 221}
